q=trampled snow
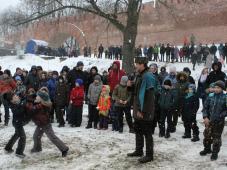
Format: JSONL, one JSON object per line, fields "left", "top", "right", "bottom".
{"left": 0, "top": 55, "right": 227, "bottom": 170}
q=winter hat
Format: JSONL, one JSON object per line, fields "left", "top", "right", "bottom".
{"left": 37, "top": 90, "right": 50, "bottom": 102}
{"left": 94, "top": 75, "right": 101, "bottom": 82}
{"left": 149, "top": 63, "right": 158, "bottom": 69}
{"left": 188, "top": 84, "right": 196, "bottom": 92}
{"left": 15, "top": 76, "right": 22, "bottom": 81}
{"left": 77, "top": 61, "right": 84, "bottom": 67}
{"left": 31, "top": 65, "right": 37, "bottom": 71}
{"left": 75, "top": 79, "right": 83, "bottom": 86}
{"left": 135, "top": 57, "right": 149, "bottom": 64}
{"left": 120, "top": 76, "right": 128, "bottom": 86}
{"left": 163, "top": 79, "right": 172, "bottom": 86}
{"left": 214, "top": 80, "right": 225, "bottom": 90}
{"left": 3, "top": 69, "right": 11, "bottom": 77}
{"left": 52, "top": 71, "right": 58, "bottom": 76}
{"left": 169, "top": 66, "right": 176, "bottom": 73}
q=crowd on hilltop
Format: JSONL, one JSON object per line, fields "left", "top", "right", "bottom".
{"left": 0, "top": 53, "right": 226, "bottom": 162}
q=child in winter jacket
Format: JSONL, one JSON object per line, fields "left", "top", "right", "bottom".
{"left": 55, "top": 76, "right": 69, "bottom": 127}
{"left": 158, "top": 79, "right": 175, "bottom": 138}
{"left": 200, "top": 80, "right": 227, "bottom": 161}
{"left": 26, "top": 87, "right": 69, "bottom": 157}
{"left": 14, "top": 76, "right": 26, "bottom": 98}
{"left": 182, "top": 84, "right": 200, "bottom": 142}
{"left": 4, "top": 92, "right": 28, "bottom": 158}
{"left": 86, "top": 75, "right": 102, "bottom": 129}
{"left": 97, "top": 85, "right": 111, "bottom": 130}
{"left": 69, "top": 79, "right": 84, "bottom": 127}
{"left": 112, "top": 76, "right": 133, "bottom": 133}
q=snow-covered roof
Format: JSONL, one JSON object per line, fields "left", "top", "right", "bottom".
{"left": 30, "top": 39, "right": 48, "bottom": 46}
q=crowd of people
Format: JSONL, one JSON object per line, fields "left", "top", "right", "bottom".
{"left": 0, "top": 56, "right": 226, "bottom": 163}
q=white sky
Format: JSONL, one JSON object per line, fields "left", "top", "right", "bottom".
{"left": 0, "top": 0, "right": 20, "bottom": 12}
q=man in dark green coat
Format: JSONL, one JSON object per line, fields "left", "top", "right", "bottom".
{"left": 127, "top": 57, "right": 157, "bottom": 164}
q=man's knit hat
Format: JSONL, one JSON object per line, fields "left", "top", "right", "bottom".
{"left": 120, "top": 76, "right": 128, "bottom": 86}
{"left": 214, "top": 80, "right": 225, "bottom": 90}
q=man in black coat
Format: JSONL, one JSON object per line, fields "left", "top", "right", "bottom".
{"left": 160, "top": 44, "right": 166, "bottom": 62}
{"left": 205, "top": 62, "right": 226, "bottom": 89}
{"left": 98, "top": 44, "right": 104, "bottom": 58}
{"left": 67, "top": 61, "right": 87, "bottom": 91}
{"left": 24, "top": 66, "right": 40, "bottom": 91}
{"left": 165, "top": 44, "right": 171, "bottom": 62}
{"left": 210, "top": 43, "right": 217, "bottom": 56}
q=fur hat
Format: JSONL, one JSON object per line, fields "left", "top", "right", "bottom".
{"left": 135, "top": 57, "right": 149, "bottom": 64}
{"left": 214, "top": 80, "right": 225, "bottom": 90}
{"left": 120, "top": 76, "right": 128, "bottom": 86}
{"left": 176, "top": 72, "right": 188, "bottom": 82}
{"left": 75, "top": 79, "right": 83, "bottom": 86}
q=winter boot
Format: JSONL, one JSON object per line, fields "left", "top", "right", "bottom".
{"left": 58, "top": 124, "right": 65, "bottom": 127}
{"left": 191, "top": 135, "right": 200, "bottom": 142}
{"left": 4, "top": 148, "right": 14, "bottom": 153}
{"left": 200, "top": 148, "right": 212, "bottom": 156}
{"left": 138, "top": 155, "right": 153, "bottom": 163}
{"left": 170, "top": 126, "right": 176, "bottom": 133}
{"left": 86, "top": 123, "right": 92, "bottom": 129}
{"left": 127, "top": 151, "right": 143, "bottom": 157}
{"left": 165, "top": 131, "right": 170, "bottom": 139}
{"left": 15, "top": 153, "right": 26, "bottom": 158}
{"left": 62, "top": 147, "right": 69, "bottom": 157}
{"left": 211, "top": 153, "right": 218, "bottom": 161}
{"left": 31, "top": 148, "right": 42, "bottom": 153}
{"left": 94, "top": 123, "right": 98, "bottom": 129}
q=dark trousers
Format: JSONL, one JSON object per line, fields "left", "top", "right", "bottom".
{"left": 203, "top": 121, "right": 224, "bottom": 154}
{"left": 70, "top": 105, "right": 83, "bottom": 126}
{"left": 5, "top": 125, "right": 26, "bottom": 154}
{"left": 88, "top": 104, "right": 99, "bottom": 126}
{"left": 166, "top": 55, "right": 170, "bottom": 62}
{"left": 182, "top": 113, "right": 199, "bottom": 137}
{"left": 99, "top": 115, "right": 108, "bottom": 129}
{"left": 115, "top": 106, "right": 133, "bottom": 131}
{"left": 56, "top": 106, "right": 65, "bottom": 125}
{"left": 160, "top": 54, "right": 165, "bottom": 62}
{"left": 98, "top": 52, "right": 103, "bottom": 58}
{"left": 49, "top": 100, "right": 56, "bottom": 122}
{"left": 134, "top": 120, "right": 153, "bottom": 156}
{"left": 172, "top": 109, "right": 179, "bottom": 128}
{"left": 159, "top": 109, "right": 173, "bottom": 135}
{"left": 33, "top": 124, "right": 68, "bottom": 152}
{"left": 154, "top": 53, "right": 159, "bottom": 62}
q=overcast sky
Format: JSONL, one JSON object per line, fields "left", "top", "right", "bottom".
{"left": 0, "top": 0, "right": 154, "bottom": 13}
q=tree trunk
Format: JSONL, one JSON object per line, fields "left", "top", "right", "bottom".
{"left": 122, "top": 0, "right": 141, "bottom": 74}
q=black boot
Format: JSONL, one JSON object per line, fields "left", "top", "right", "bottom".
{"left": 165, "top": 131, "right": 170, "bottom": 138}
{"left": 4, "top": 148, "right": 14, "bottom": 153}
{"left": 138, "top": 155, "right": 153, "bottom": 163}
{"left": 15, "top": 153, "right": 26, "bottom": 158}
{"left": 169, "top": 126, "right": 176, "bottom": 133}
{"left": 94, "top": 123, "right": 98, "bottom": 129}
{"left": 62, "top": 147, "right": 69, "bottom": 157}
{"left": 191, "top": 135, "right": 200, "bottom": 142}
{"left": 211, "top": 153, "right": 218, "bottom": 161}
{"left": 127, "top": 151, "right": 143, "bottom": 157}
{"left": 200, "top": 148, "right": 212, "bottom": 156}
{"left": 86, "top": 123, "right": 92, "bottom": 129}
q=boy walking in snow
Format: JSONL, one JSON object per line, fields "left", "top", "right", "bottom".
{"left": 112, "top": 76, "right": 133, "bottom": 133}
{"left": 182, "top": 84, "right": 200, "bottom": 142}
{"left": 200, "top": 80, "right": 226, "bottom": 160}
{"left": 86, "top": 75, "right": 102, "bottom": 129}
{"left": 69, "top": 79, "right": 84, "bottom": 127}
{"left": 4, "top": 92, "right": 28, "bottom": 158}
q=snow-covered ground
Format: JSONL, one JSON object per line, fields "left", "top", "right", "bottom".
{"left": 0, "top": 55, "right": 227, "bottom": 170}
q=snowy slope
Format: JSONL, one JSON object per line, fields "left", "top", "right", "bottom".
{"left": 0, "top": 55, "right": 227, "bottom": 170}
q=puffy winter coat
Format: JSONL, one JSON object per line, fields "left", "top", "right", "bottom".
{"left": 203, "top": 92, "right": 226, "bottom": 122}
{"left": 97, "top": 96, "right": 111, "bottom": 116}
{"left": 55, "top": 82, "right": 69, "bottom": 107}
{"left": 47, "top": 78, "right": 57, "bottom": 101}
{"left": 87, "top": 82, "right": 102, "bottom": 105}
{"left": 112, "top": 84, "right": 131, "bottom": 107}
{"left": 108, "top": 61, "right": 126, "bottom": 93}
{"left": 182, "top": 94, "right": 200, "bottom": 121}
{"left": 0, "top": 76, "right": 16, "bottom": 94}
{"left": 158, "top": 86, "right": 175, "bottom": 110}
{"left": 70, "top": 86, "right": 84, "bottom": 106}
{"left": 25, "top": 73, "right": 40, "bottom": 91}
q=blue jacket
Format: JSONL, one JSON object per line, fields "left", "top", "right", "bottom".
{"left": 47, "top": 78, "right": 57, "bottom": 100}
{"left": 203, "top": 92, "right": 227, "bottom": 122}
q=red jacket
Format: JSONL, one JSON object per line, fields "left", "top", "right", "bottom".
{"left": 70, "top": 86, "right": 84, "bottom": 106}
{"left": 108, "top": 61, "right": 125, "bottom": 93}
{"left": 0, "top": 77, "right": 16, "bottom": 94}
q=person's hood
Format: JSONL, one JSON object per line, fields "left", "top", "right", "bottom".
{"left": 212, "top": 62, "right": 222, "bottom": 72}
{"left": 90, "top": 66, "right": 98, "bottom": 74}
{"left": 176, "top": 72, "right": 188, "bottom": 82}
{"left": 113, "top": 61, "right": 121, "bottom": 71}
